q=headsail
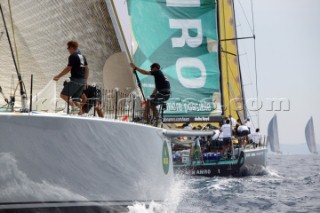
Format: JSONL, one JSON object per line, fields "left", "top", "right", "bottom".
{"left": 103, "top": 52, "right": 136, "bottom": 93}
{"left": 267, "top": 114, "right": 281, "bottom": 153}
{"left": 218, "top": 0, "right": 245, "bottom": 123}
{"left": 128, "top": 0, "right": 222, "bottom": 123}
{"left": 31, "top": 80, "right": 56, "bottom": 112}
{"left": 305, "top": 117, "right": 318, "bottom": 154}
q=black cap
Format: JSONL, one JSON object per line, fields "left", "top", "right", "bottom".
{"left": 150, "top": 63, "right": 160, "bottom": 69}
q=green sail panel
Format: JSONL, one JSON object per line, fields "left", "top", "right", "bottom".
{"left": 128, "top": 0, "right": 221, "bottom": 120}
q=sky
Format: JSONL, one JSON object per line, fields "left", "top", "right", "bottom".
{"left": 236, "top": 0, "right": 320, "bottom": 145}
{"left": 114, "top": 0, "right": 320, "bottom": 146}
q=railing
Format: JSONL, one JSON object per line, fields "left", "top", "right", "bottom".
{"left": 100, "top": 88, "right": 144, "bottom": 121}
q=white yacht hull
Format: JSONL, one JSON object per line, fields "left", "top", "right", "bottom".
{"left": 240, "top": 147, "right": 268, "bottom": 176}
{"left": 0, "top": 113, "right": 173, "bottom": 211}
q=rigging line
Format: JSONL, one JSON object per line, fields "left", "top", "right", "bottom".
{"left": 0, "top": 3, "right": 25, "bottom": 98}
{"left": 227, "top": 82, "right": 241, "bottom": 115}
{"left": 223, "top": 52, "right": 254, "bottom": 125}
{"left": 7, "top": 0, "right": 20, "bottom": 71}
{"left": 221, "top": 49, "right": 237, "bottom": 56}
{"left": 220, "top": 36, "right": 254, "bottom": 42}
{"left": 240, "top": 47, "right": 254, "bottom": 86}
{"left": 231, "top": 0, "right": 246, "bottom": 122}
{"left": 251, "top": 0, "right": 260, "bottom": 127}
{"left": 232, "top": 0, "right": 257, "bottom": 126}
{"left": 227, "top": 81, "right": 255, "bottom": 129}
{"left": 236, "top": 0, "right": 253, "bottom": 35}
{"left": 220, "top": 48, "right": 243, "bottom": 100}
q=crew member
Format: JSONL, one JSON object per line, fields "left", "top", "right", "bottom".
{"left": 237, "top": 124, "right": 250, "bottom": 137}
{"left": 81, "top": 84, "right": 104, "bottom": 118}
{"left": 130, "top": 62, "right": 170, "bottom": 123}
{"left": 249, "top": 128, "right": 262, "bottom": 147}
{"left": 53, "top": 40, "right": 89, "bottom": 114}
{"left": 220, "top": 119, "right": 232, "bottom": 152}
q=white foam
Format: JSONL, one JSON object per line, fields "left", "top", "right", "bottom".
{"left": 128, "top": 175, "right": 190, "bottom": 213}
{"left": 0, "top": 153, "right": 87, "bottom": 202}
{"left": 208, "top": 178, "right": 236, "bottom": 191}
{"left": 264, "top": 166, "right": 282, "bottom": 178}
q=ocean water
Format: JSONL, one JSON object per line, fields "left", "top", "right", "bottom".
{"left": 129, "top": 154, "right": 320, "bottom": 213}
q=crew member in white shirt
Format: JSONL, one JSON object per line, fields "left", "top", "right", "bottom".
{"left": 245, "top": 118, "right": 254, "bottom": 133}
{"left": 249, "top": 128, "right": 262, "bottom": 147}
{"left": 237, "top": 124, "right": 250, "bottom": 137}
{"left": 229, "top": 116, "right": 237, "bottom": 127}
{"left": 220, "top": 119, "right": 232, "bottom": 153}
{"left": 220, "top": 119, "right": 232, "bottom": 138}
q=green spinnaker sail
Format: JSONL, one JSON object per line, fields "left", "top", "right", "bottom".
{"left": 128, "top": 0, "right": 221, "bottom": 122}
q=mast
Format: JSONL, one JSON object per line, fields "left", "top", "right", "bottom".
{"left": 221, "top": 0, "right": 232, "bottom": 119}
{"left": 231, "top": 0, "right": 247, "bottom": 120}
{"left": 0, "top": 3, "right": 27, "bottom": 111}
{"left": 217, "top": 0, "right": 224, "bottom": 119}
{"left": 251, "top": 0, "right": 260, "bottom": 127}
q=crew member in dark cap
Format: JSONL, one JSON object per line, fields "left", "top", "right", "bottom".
{"left": 130, "top": 62, "right": 171, "bottom": 123}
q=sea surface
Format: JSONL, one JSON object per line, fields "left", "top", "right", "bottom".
{"left": 129, "top": 154, "right": 320, "bottom": 213}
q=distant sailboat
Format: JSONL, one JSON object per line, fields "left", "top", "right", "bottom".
{"left": 305, "top": 117, "right": 318, "bottom": 154}
{"left": 268, "top": 114, "right": 281, "bottom": 153}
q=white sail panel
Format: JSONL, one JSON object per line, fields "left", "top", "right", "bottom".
{"left": 31, "top": 80, "right": 56, "bottom": 112}
{"left": 305, "top": 117, "right": 318, "bottom": 154}
{"left": 267, "top": 114, "right": 281, "bottom": 153}
{"left": 0, "top": 0, "right": 121, "bottom": 108}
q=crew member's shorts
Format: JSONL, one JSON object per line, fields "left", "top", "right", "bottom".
{"left": 61, "top": 77, "right": 85, "bottom": 101}
{"left": 239, "top": 130, "right": 249, "bottom": 137}
{"left": 222, "top": 137, "right": 231, "bottom": 146}
{"left": 150, "top": 89, "right": 170, "bottom": 105}
{"left": 82, "top": 86, "right": 102, "bottom": 113}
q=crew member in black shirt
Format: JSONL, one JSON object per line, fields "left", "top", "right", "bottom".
{"left": 53, "top": 40, "right": 89, "bottom": 114}
{"left": 130, "top": 62, "right": 170, "bottom": 123}
{"left": 81, "top": 84, "right": 104, "bottom": 118}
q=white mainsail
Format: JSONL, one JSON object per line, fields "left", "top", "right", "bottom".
{"left": 0, "top": 0, "right": 120, "bottom": 108}
{"left": 305, "top": 117, "right": 318, "bottom": 154}
{"left": 267, "top": 114, "right": 281, "bottom": 153}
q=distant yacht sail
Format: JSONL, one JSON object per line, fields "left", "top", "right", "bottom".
{"left": 268, "top": 114, "right": 281, "bottom": 153}
{"left": 305, "top": 117, "right": 318, "bottom": 154}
